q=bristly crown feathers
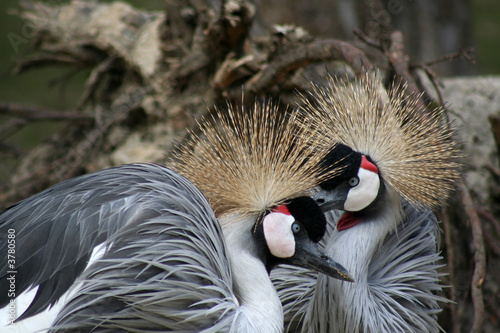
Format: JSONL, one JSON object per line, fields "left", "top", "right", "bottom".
{"left": 170, "top": 101, "right": 341, "bottom": 220}
{"left": 299, "top": 73, "right": 461, "bottom": 210}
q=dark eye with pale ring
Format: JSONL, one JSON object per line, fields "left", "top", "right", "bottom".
{"left": 292, "top": 223, "right": 301, "bottom": 234}
{"left": 348, "top": 177, "right": 359, "bottom": 187}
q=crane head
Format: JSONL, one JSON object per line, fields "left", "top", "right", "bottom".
{"left": 314, "top": 144, "right": 381, "bottom": 215}
{"left": 258, "top": 196, "right": 353, "bottom": 282}
{"left": 272, "top": 73, "right": 459, "bottom": 332}
{"left": 298, "top": 73, "right": 460, "bottom": 226}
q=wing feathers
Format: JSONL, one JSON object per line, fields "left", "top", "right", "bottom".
{"left": 1, "top": 164, "right": 235, "bottom": 329}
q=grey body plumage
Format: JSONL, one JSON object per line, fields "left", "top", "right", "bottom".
{"left": 48, "top": 164, "right": 240, "bottom": 332}
{"left": 274, "top": 203, "right": 447, "bottom": 332}
{"left": 1, "top": 164, "right": 239, "bottom": 331}
{"left": 1, "top": 164, "right": 175, "bottom": 320}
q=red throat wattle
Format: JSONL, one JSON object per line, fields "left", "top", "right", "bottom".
{"left": 337, "top": 212, "right": 362, "bottom": 231}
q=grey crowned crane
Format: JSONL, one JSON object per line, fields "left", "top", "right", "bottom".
{"left": 273, "top": 74, "right": 461, "bottom": 332}
{"left": 0, "top": 102, "right": 351, "bottom": 332}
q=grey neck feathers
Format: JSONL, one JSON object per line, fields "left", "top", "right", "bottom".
{"left": 328, "top": 188, "right": 402, "bottom": 279}
{"left": 302, "top": 189, "right": 444, "bottom": 333}
{"left": 306, "top": 189, "right": 405, "bottom": 332}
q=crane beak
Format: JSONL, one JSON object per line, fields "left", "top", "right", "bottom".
{"left": 287, "top": 234, "right": 354, "bottom": 282}
{"left": 313, "top": 185, "right": 349, "bottom": 212}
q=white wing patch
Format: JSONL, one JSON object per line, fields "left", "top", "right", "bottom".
{"left": 0, "top": 243, "right": 108, "bottom": 333}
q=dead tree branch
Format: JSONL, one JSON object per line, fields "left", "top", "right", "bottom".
{"left": 421, "top": 48, "right": 475, "bottom": 68}
{"left": 245, "top": 39, "right": 373, "bottom": 94}
{"left": 460, "top": 179, "right": 486, "bottom": 333}
{"left": 0, "top": 103, "right": 95, "bottom": 122}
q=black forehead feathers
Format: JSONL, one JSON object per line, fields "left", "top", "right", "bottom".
{"left": 319, "top": 144, "right": 362, "bottom": 191}
{"left": 285, "top": 196, "right": 326, "bottom": 242}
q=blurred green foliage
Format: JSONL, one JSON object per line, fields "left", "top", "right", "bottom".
{"left": 472, "top": 0, "right": 500, "bottom": 75}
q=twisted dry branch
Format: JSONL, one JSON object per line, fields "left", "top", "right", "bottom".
{"left": 459, "top": 179, "right": 486, "bottom": 333}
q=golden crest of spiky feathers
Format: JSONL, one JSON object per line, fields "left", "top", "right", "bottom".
{"left": 170, "top": 101, "right": 341, "bottom": 220}
{"left": 299, "top": 73, "right": 461, "bottom": 209}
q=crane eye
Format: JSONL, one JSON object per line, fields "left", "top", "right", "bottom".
{"left": 348, "top": 177, "right": 359, "bottom": 187}
{"left": 292, "top": 223, "right": 301, "bottom": 234}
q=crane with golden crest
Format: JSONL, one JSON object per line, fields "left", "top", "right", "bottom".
{"left": 273, "top": 73, "right": 461, "bottom": 332}
{"left": 0, "top": 101, "right": 352, "bottom": 332}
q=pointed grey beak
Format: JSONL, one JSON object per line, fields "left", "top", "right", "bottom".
{"left": 313, "top": 184, "right": 349, "bottom": 212}
{"left": 286, "top": 234, "right": 354, "bottom": 282}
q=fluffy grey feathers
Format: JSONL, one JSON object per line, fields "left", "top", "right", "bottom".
{"left": 273, "top": 204, "right": 447, "bottom": 333}
{"left": 49, "top": 165, "right": 239, "bottom": 331}
{"left": 1, "top": 164, "right": 241, "bottom": 331}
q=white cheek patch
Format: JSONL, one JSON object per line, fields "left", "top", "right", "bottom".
{"left": 344, "top": 168, "right": 380, "bottom": 211}
{"left": 263, "top": 212, "right": 296, "bottom": 258}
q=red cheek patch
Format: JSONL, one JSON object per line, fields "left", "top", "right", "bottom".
{"left": 360, "top": 155, "right": 378, "bottom": 174}
{"left": 273, "top": 204, "right": 291, "bottom": 216}
{"left": 337, "top": 212, "right": 362, "bottom": 231}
